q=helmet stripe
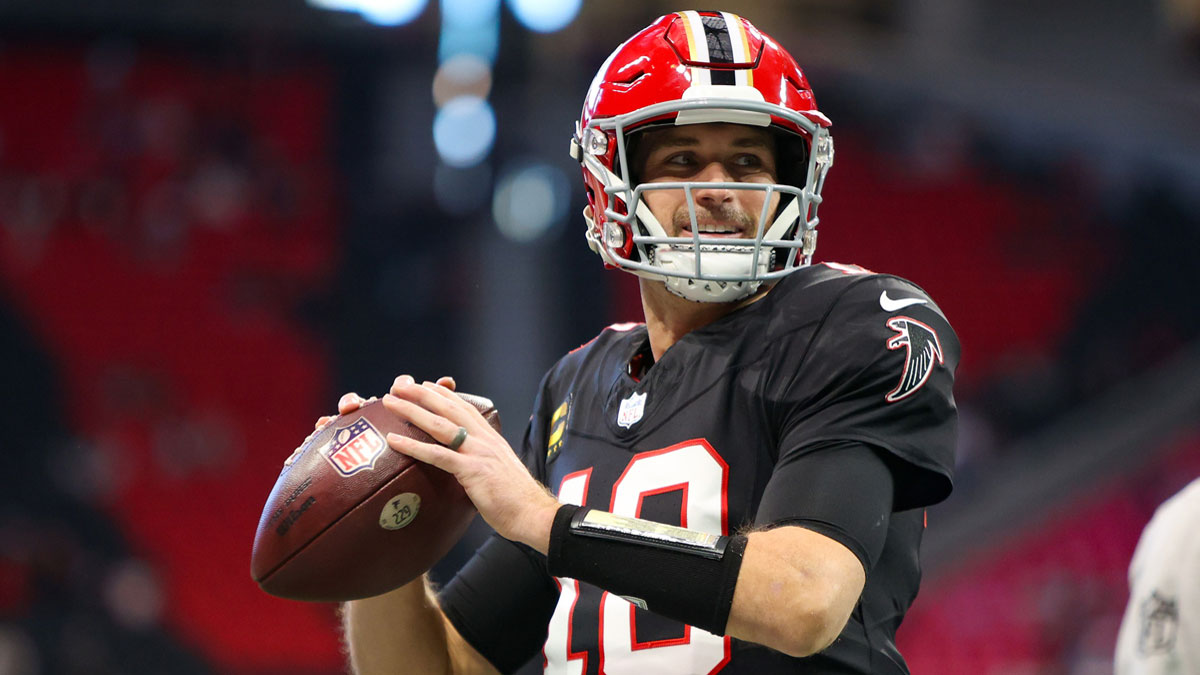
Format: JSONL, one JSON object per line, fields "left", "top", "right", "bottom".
{"left": 710, "top": 68, "right": 736, "bottom": 87}
{"left": 699, "top": 13, "right": 734, "bottom": 64}
{"left": 722, "top": 12, "right": 749, "bottom": 87}
{"left": 722, "top": 12, "right": 754, "bottom": 87}
{"left": 682, "top": 11, "right": 710, "bottom": 60}
{"left": 674, "top": 11, "right": 698, "bottom": 61}
{"left": 679, "top": 11, "right": 712, "bottom": 86}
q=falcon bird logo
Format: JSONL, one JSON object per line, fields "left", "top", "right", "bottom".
{"left": 884, "top": 316, "right": 944, "bottom": 402}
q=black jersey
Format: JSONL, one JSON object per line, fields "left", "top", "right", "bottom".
{"left": 441, "top": 263, "right": 959, "bottom": 674}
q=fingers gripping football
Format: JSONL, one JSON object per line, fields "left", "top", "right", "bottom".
{"left": 383, "top": 392, "right": 471, "bottom": 474}
{"left": 383, "top": 376, "right": 558, "bottom": 552}
{"left": 285, "top": 392, "right": 380, "bottom": 468}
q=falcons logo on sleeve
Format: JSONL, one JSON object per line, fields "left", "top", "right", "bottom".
{"left": 884, "top": 316, "right": 944, "bottom": 402}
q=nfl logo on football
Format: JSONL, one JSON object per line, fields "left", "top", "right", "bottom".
{"left": 617, "top": 392, "right": 647, "bottom": 429}
{"left": 324, "top": 418, "right": 387, "bottom": 477}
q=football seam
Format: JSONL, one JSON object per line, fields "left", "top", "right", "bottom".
{"left": 255, "top": 461, "right": 423, "bottom": 586}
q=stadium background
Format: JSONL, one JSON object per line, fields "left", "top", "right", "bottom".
{"left": 0, "top": 0, "right": 1197, "bottom": 672}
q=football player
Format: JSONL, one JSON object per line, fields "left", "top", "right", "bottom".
{"left": 337, "top": 11, "right": 958, "bottom": 674}
{"left": 1115, "top": 477, "right": 1200, "bottom": 674}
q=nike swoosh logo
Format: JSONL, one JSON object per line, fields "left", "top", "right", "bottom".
{"left": 880, "top": 291, "right": 928, "bottom": 312}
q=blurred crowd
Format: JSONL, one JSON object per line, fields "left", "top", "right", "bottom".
{"left": 0, "top": 40, "right": 338, "bottom": 673}
{"left": 901, "top": 431, "right": 1200, "bottom": 674}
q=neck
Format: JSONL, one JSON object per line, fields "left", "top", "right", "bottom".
{"left": 639, "top": 278, "right": 770, "bottom": 361}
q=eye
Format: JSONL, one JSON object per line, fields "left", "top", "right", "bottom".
{"left": 732, "top": 153, "right": 777, "bottom": 176}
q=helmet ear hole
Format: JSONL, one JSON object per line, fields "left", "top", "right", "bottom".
{"left": 623, "top": 122, "right": 672, "bottom": 187}
{"left": 770, "top": 128, "right": 809, "bottom": 187}
{"left": 625, "top": 131, "right": 647, "bottom": 186}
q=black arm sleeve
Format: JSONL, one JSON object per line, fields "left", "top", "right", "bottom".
{"left": 438, "top": 534, "right": 559, "bottom": 674}
{"left": 755, "top": 440, "right": 895, "bottom": 573}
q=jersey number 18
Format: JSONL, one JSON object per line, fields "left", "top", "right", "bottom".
{"left": 544, "top": 440, "right": 732, "bottom": 675}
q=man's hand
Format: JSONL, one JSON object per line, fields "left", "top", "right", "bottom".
{"left": 382, "top": 375, "right": 560, "bottom": 554}
{"left": 284, "top": 378, "right": 455, "bottom": 467}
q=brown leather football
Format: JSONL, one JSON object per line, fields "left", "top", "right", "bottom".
{"left": 250, "top": 394, "right": 497, "bottom": 602}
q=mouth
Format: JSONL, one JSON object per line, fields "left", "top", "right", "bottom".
{"left": 679, "top": 223, "right": 749, "bottom": 239}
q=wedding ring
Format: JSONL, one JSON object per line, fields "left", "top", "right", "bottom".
{"left": 448, "top": 426, "right": 468, "bottom": 450}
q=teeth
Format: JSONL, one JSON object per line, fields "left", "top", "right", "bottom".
{"left": 684, "top": 225, "right": 738, "bottom": 234}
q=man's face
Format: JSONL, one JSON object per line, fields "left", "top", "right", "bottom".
{"left": 634, "top": 122, "right": 781, "bottom": 240}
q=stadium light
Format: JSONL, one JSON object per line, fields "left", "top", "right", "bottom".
{"left": 308, "top": 0, "right": 429, "bottom": 26}
{"left": 433, "top": 96, "right": 497, "bottom": 167}
{"left": 492, "top": 161, "right": 569, "bottom": 242}
{"left": 506, "top": 0, "right": 581, "bottom": 33}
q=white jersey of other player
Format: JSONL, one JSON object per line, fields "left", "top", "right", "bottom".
{"left": 1115, "top": 477, "right": 1200, "bottom": 674}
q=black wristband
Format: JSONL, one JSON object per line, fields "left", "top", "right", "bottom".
{"left": 547, "top": 504, "right": 747, "bottom": 635}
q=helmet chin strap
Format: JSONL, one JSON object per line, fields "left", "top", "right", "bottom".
{"left": 655, "top": 248, "right": 764, "bottom": 303}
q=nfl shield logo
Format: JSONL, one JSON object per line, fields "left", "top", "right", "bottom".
{"left": 617, "top": 392, "right": 647, "bottom": 429}
{"left": 324, "top": 417, "right": 387, "bottom": 477}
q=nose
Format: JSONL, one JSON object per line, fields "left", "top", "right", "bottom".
{"left": 691, "top": 161, "right": 734, "bottom": 207}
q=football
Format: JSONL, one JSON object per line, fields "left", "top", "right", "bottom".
{"left": 251, "top": 394, "right": 499, "bottom": 602}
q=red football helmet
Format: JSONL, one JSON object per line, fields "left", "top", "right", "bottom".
{"left": 570, "top": 10, "right": 833, "bottom": 302}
